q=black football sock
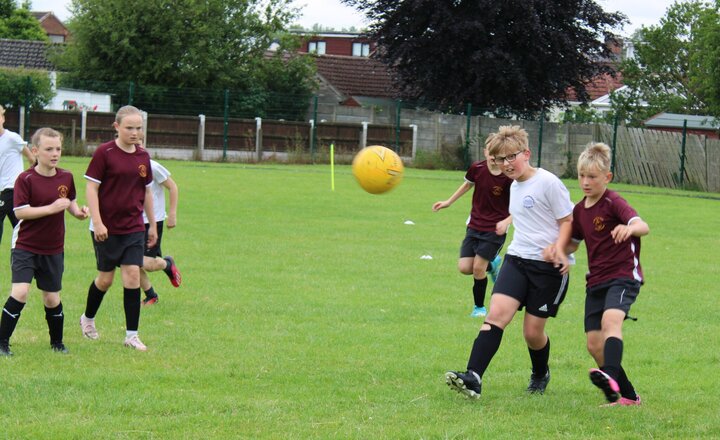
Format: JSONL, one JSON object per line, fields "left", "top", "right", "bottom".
{"left": 45, "top": 302, "right": 64, "bottom": 345}
{"left": 84, "top": 281, "right": 106, "bottom": 319}
{"left": 617, "top": 367, "right": 638, "bottom": 400}
{"left": 472, "top": 277, "right": 488, "bottom": 308}
{"left": 162, "top": 257, "right": 173, "bottom": 277}
{"left": 124, "top": 287, "right": 141, "bottom": 331}
{"left": 467, "top": 323, "right": 504, "bottom": 377}
{"left": 144, "top": 287, "right": 157, "bottom": 299}
{"left": 0, "top": 297, "right": 25, "bottom": 341}
{"left": 528, "top": 337, "right": 550, "bottom": 377}
{"left": 602, "top": 337, "right": 623, "bottom": 379}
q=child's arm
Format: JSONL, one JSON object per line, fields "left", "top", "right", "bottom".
{"left": 144, "top": 186, "right": 157, "bottom": 247}
{"left": 67, "top": 200, "right": 89, "bottom": 220}
{"left": 21, "top": 144, "right": 34, "bottom": 167}
{"left": 14, "top": 198, "right": 71, "bottom": 220}
{"left": 432, "top": 181, "right": 472, "bottom": 211}
{"left": 86, "top": 180, "right": 107, "bottom": 241}
{"left": 496, "top": 215, "right": 512, "bottom": 235}
{"left": 162, "top": 176, "right": 179, "bottom": 228}
{"left": 543, "top": 214, "right": 574, "bottom": 274}
{"left": 611, "top": 217, "right": 649, "bottom": 244}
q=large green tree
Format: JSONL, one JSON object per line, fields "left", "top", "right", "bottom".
{"left": 343, "top": 0, "right": 625, "bottom": 114}
{"left": 616, "top": 1, "right": 720, "bottom": 125}
{"left": 0, "top": 0, "right": 49, "bottom": 41}
{"left": 54, "top": 0, "right": 316, "bottom": 119}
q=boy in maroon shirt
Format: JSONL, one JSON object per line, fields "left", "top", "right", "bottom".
{"left": 546, "top": 142, "right": 649, "bottom": 406}
{"left": 0, "top": 128, "right": 88, "bottom": 356}
{"left": 433, "top": 140, "right": 512, "bottom": 317}
{"left": 80, "top": 105, "right": 157, "bottom": 351}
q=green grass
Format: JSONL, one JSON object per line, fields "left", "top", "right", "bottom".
{"left": 0, "top": 157, "right": 718, "bottom": 439}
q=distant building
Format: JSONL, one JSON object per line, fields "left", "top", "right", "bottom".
{"left": 31, "top": 11, "right": 71, "bottom": 43}
{"left": 295, "top": 31, "right": 376, "bottom": 57}
{"left": 644, "top": 112, "right": 720, "bottom": 139}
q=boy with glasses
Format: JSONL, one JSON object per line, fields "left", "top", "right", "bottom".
{"left": 445, "top": 125, "right": 574, "bottom": 399}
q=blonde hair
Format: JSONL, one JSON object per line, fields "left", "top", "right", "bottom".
{"left": 0, "top": 104, "right": 5, "bottom": 116}
{"left": 578, "top": 142, "right": 611, "bottom": 173}
{"left": 486, "top": 125, "right": 529, "bottom": 157}
{"left": 115, "top": 105, "right": 143, "bottom": 124}
{"left": 31, "top": 127, "right": 63, "bottom": 147}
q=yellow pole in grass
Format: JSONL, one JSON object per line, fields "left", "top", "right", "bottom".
{"left": 330, "top": 143, "right": 335, "bottom": 191}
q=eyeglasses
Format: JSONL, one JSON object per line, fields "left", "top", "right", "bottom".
{"left": 491, "top": 151, "right": 523, "bottom": 165}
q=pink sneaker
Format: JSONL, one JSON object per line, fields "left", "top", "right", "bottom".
{"left": 602, "top": 395, "right": 642, "bottom": 407}
{"left": 80, "top": 314, "right": 99, "bottom": 340}
{"left": 124, "top": 334, "right": 147, "bottom": 351}
{"left": 589, "top": 368, "right": 620, "bottom": 403}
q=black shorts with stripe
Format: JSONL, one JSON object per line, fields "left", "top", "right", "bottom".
{"left": 492, "top": 254, "right": 569, "bottom": 318}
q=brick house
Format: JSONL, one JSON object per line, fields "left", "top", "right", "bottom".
{"left": 31, "top": 11, "right": 71, "bottom": 43}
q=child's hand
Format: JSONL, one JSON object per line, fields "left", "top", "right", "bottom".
{"left": 432, "top": 201, "right": 449, "bottom": 211}
{"left": 75, "top": 205, "right": 89, "bottom": 220}
{"left": 51, "top": 198, "right": 71, "bottom": 213}
{"left": 611, "top": 224, "right": 632, "bottom": 243}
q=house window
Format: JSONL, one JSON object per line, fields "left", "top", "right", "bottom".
{"left": 308, "top": 41, "right": 326, "bottom": 55}
{"left": 352, "top": 42, "right": 370, "bottom": 57}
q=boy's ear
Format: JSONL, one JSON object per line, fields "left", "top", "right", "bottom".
{"left": 607, "top": 171, "right": 614, "bottom": 183}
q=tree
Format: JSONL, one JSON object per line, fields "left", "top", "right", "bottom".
{"left": 0, "top": 67, "right": 54, "bottom": 109}
{"left": 342, "top": 0, "right": 625, "bottom": 114}
{"left": 53, "top": 0, "right": 316, "bottom": 119}
{"left": 0, "top": 0, "right": 49, "bottom": 41}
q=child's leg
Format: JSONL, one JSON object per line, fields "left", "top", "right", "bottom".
{"left": 599, "top": 309, "right": 626, "bottom": 379}
{"left": 471, "top": 255, "right": 491, "bottom": 308}
{"left": 466, "top": 294, "right": 519, "bottom": 376}
{"left": 42, "top": 291, "right": 64, "bottom": 346}
{"left": 524, "top": 313, "right": 550, "bottom": 378}
{"left": 85, "top": 271, "right": 114, "bottom": 319}
{"left": 120, "top": 265, "right": 142, "bottom": 332}
{"left": 0, "top": 285, "right": 31, "bottom": 344}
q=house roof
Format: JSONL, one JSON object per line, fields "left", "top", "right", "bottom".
{"left": 31, "top": 11, "right": 70, "bottom": 38}
{"left": 644, "top": 112, "right": 720, "bottom": 130}
{"left": 0, "top": 39, "right": 56, "bottom": 70}
{"left": 313, "top": 54, "right": 398, "bottom": 99}
{"left": 566, "top": 71, "right": 624, "bottom": 102}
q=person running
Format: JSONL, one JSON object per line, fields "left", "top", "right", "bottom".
{"left": 546, "top": 142, "right": 649, "bottom": 406}
{"left": 79, "top": 105, "right": 156, "bottom": 351}
{"left": 0, "top": 104, "right": 35, "bottom": 245}
{"left": 433, "top": 140, "right": 512, "bottom": 317}
{"left": 0, "top": 127, "right": 88, "bottom": 356}
{"left": 445, "top": 125, "right": 574, "bottom": 399}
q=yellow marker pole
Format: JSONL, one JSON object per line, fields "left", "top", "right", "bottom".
{"left": 330, "top": 143, "right": 335, "bottom": 191}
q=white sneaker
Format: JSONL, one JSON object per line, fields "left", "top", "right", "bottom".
{"left": 80, "top": 314, "right": 99, "bottom": 340}
{"left": 124, "top": 334, "right": 147, "bottom": 351}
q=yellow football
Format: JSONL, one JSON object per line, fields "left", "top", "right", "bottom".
{"left": 351, "top": 145, "right": 404, "bottom": 194}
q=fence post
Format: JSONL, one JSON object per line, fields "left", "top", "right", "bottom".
{"left": 222, "top": 89, "right": 229, "bottom": 161}
{"left": 536, "top": 110, "right": 544, "bottom": 168}
{"left": 128, "top": 81, "right": 135, "bottom": 106}
{"left": 198, "top": 114, "right": 206, "bottom": 160}
{"left": 464, "top": 103, "right": 472, "bottom": 169}
{"left": 309, "top": 119, "right": 315, "bottom": 160}
{"left": 141, "top": 111, "right": 148, "bottom": 146}
{"left": 18, "top": 106, "right": 26, "bottom": 140}
{"left": 312, "top": 96, "right": 318, "bottom": 161}
{"left": 361, "top": 121, "right": 368, "bottom": 149}
{"left": 24, "top": 76, "right": 31, "bottom": 139}
{"left": 255, "top": 117, "right": 263, "bottom": 162}
{"left": 611, "top": 113, "right": 619, "bottom": 175}
{"left": 410, "top": 124, "right": 418, "bottom": 161}
{"left": 81, "top": 108, "right": 87, "bottom": 141}
{"left": 395, "top": 99, "right": 401, "bottom": 152}
{"left": 679, "top": 119, "right": 687, "bottom": 188}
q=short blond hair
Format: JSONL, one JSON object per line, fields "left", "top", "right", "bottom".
{"left": 115, "top": 105, "right": 142, "bottom": 123}
{"left": 0, "top": 104, "right": 5, "bottom": 116}
{"left": 578, "top": 142, "right": 611, "bottom": 173}
{"left": 486, "top": 125, "right": 529, "bottom": 157}
{"left": 31, "top": 127, "right": 63, "bottom": 147}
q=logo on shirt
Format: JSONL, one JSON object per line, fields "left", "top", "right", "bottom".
{"left": 492, "top": 185, "right": 503, "bottom": 196}
{"left": 57, "top": 185, "right": 69, "bottom": 198}
{"left": 523, "top": 196, "right": 535, "bottom": 208}
{"left": 593, "top": 216, "right": 605, "bottom": 232}
{"left": 138, "top": 164, "right": 148, "bottom": 178}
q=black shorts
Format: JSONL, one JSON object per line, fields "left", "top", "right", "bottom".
{"left": 584, "top": 279, "right": 641, "bottom": 332}
{"left": 11, "top": 248, "right": 64, "bottom": 292}
{"left": 492, "top": 254, "right": 569, "bottom": 318}
{"left": 91, "top": 231, "right": 145, "bottom": 271}
{"left": 144, "top": 220, "right": 164, "bottom": 258}
{"left": 460, "top": 227, "right": 506, "bottom": 261}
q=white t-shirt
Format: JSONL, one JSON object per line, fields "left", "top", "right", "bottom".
{"left": 0, "top": 129, "right": 27, "bottom": 190}
{"left": 142, "top": 160, "right": 170, "bottom": 224}
{"left": 507, "top": 168, "right": 575, "bottom": 262}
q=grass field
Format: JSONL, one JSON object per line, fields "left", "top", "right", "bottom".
{"left": 0, "top": 157, "right": 718, "bottom": 439}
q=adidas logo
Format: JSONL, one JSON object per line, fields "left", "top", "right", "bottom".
{"left": 538, "top": 304, "right": 548, "bottom": 312}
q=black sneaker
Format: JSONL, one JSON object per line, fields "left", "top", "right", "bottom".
{"left": 445, "top": 370, "right": 482, "bottom": 399}
{"left": 51, "top": 342, "right": 69, "bottom": 354}
{"left": 0, "top": 339, "right": 13, "bottom": 357}
{"left": 527, "top": 369, "right": 551, "bottom": 394}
